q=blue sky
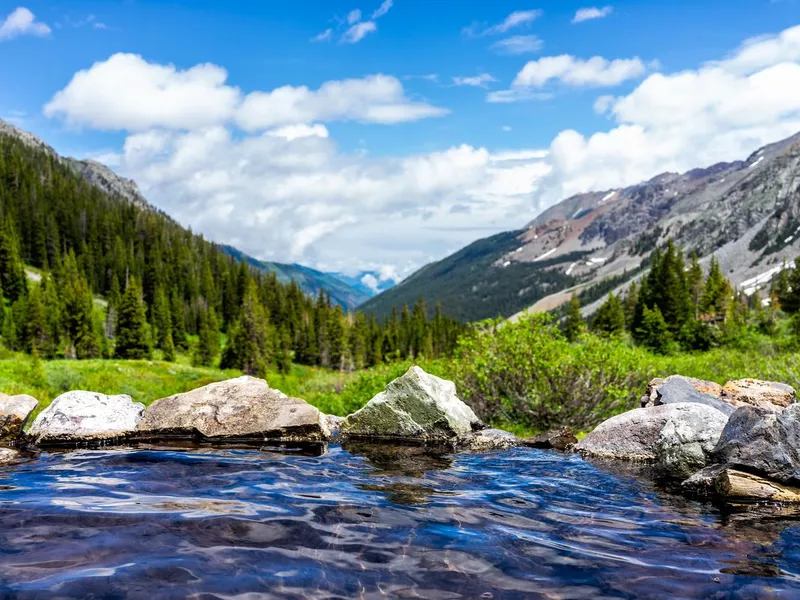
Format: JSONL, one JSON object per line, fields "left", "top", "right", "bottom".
{"left": 2, "top": 1, "right": 800, "bottom": 282}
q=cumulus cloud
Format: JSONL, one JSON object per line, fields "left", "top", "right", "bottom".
{"left": 533, "top": 24, "right": 800, "bottom": 205}
{"left": 464, "top": 9, "right": 542, "bottom": 37}
{"left": 0, "top": 7, "right": 50, "bottom": 41}
{"left": 490, "top": 34, "right": 543, "bottom": 55}
{"left": 44, "top": 54, "right": 447, "bottom": 131}
{"left": 453, "top": 73, "right": 498, "bottom": 88}
{"left": 572, "top": 6, "right": 613, "bottom": 23}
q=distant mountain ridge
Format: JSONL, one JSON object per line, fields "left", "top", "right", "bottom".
{"left": 364, "top": 130, "right": 800, "bottom": 322}
{"left": 0, "top": 119, "right": 367, "bottom": 309}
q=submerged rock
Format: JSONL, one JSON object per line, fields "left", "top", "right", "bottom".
{"left": 522, "top": 427, "right": 578, "bottom": 451}
{"left": 28, "top": 391, "right": 144, "bottom": 444}
{"left": 341, "top": 366, "right": 483, "bottom": 442}
{"left": 721, "top": 379, "right": 795, "bottom": 411}
{"left": 138, "top": 376, "right": 329, "bottom": 442}
{"left": 683, "top": 465, "right": 800, "bottom": 503}
{"left": 0, "top": 393, "right": 38, "bottom": 442}
{"left": 460, "top": 428, "right": 519, "bottom": 452}
{"left": 655, "top": 404, "right": 728, "bottom": 479}
{"left": 712, "top": 404, "right": 800, "bottom": 484}
{"left": 576, "top": 403, "right": 721, "bottom": 462}
{"left": 641, "top": 376, "right": 733, "bottom": 416}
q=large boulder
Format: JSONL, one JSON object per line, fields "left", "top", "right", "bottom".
{"left": 721, "top": 379, "right": 795, "bottom": 411}
{"left": 655, "top": 403, "right": 728, "bottom": 478}
{"left": 138, "top": 376, "right": 329, "bottom": 442}
{"left": 341, "top": 366, "right": 483, "bottom": 442}
{"left": 522, "top": 427, "right": 578, "bottom": 451}
{"left": 641, "top": 376, "right": 733, "bottom": 416}
{"left": 712, "top": 404, "right": 800, "bottom": 484}
{"left": 0, "top": 393, "right": 38, "bottom": 442}
{"left": 576, "top": 403, "right": 722, "bottom": 462}
{"left": 28, "top": 391, "right": 144, "bottom": 444}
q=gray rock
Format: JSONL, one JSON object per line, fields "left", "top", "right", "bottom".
{"left": 0, "top": 448, "right": 19, "bottom": 464}
{"left": 577, "top": 403, "right": 720, "bottom": 462}
{"left": 682, "top": 464, "right": 800, "bottom": 503}
{"left": 641, "top": 375, "right": 733, "bottom": 416}
{"left": 721, "top": 379, "right": 795, "bottom": 411}
{"left": 461, "top": 428, "right": 519, "bottom": 452}
{"left": 0, "top": 393, "right": 38, "bottom": 442}
{"left": 655, "top": 403, "right": 728, "bottom": 479}
{"left": 713, "top": 404, "right": 800, "bottom": 484}
{"left": 341, "top": 366, "right": 483, "bottom": 442}
{"left": 325, "top": 415, "right": 345, "bottom": 436}
{"left": 28, "top": 391, "right": 144, "bottom": 444}
{"left": 522, "top": 427, "right": 578, "bottom": 451}
{"left": 682, "top": 464, "right": 728, "bottom": 498}
{"left": 138, "top": 376, "right": 329, "bottom": 442}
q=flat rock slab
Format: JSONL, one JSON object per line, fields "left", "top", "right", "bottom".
{"left": 28, "top": 391, "right": 144, "bottom": 444}
{"left": 683, "top": 465, "right": 800, "bottom": 503}
{"left": 0, "top": 393, "right": 38, "bottom": 442}
{"left": 341, "top": 366, "right": 482, "bottom": 442}
{"left": 721, "top": 379, "right": 795, "bottom": 411}
{"left": 523, "top": 427, "right": 578, "bottom": 451}
{"left": 138, "top": 376, "right": 330, "bottom": 442}
{"left": 641, "top": 376, "right": 734, "bottom": 416}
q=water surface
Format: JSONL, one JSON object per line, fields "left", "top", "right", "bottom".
{"left": 0, "top": 443, "right": 799, "bottom": 599}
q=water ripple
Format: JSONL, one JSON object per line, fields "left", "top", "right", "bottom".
{"left": 0, "top": 444, "right": 798, "bottom": 598}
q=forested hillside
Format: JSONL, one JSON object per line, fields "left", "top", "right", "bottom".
{"left": 0, "top": 131, "right": 463, "bottom": 373}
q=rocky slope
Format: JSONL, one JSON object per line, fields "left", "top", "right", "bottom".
{"left": 365, "top": 131, "right": 800, "bottom": 322}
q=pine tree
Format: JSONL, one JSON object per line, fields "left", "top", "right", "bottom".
{"left": 193, "top": 307, "right": 220, "bottom": 367}
{"left": 563, "top": 295, "right": 586, "bottom": 342}
{"left": 60, "top": 252, "right": 100, "bottom": 359}
{"left": 114, "top": 276, "right": 152, "bottom": 359}
{"left": 636, "top": 305, "right": 672, "bottom": 354}
{"left": 0, "top": 218, "right": 27, "bottom": 302}
{"left": 275, "top": 325, "right": 293, "bottom": 374}
{"left": 592, "top": 292, "right": 626, "bottom": 337}
{"left": 170, "top": 291, "right": 188, "bottom": 351}
{"left": 220, "top": 281, "right": 271, "bottom": 376}
{"left": 699, "top": 256, "right": 732, "bottom": 320}
{"left": 24, "top": 284, "right": 50, "bottom": 356}
{"left": 152, "top": 286, "right": 172, "bottom": 352}
{"left": 623, "top": 281, "right": 639, "bottom": 332}
{"left": 687, "top": 252, "right": 704, "bottom": 318}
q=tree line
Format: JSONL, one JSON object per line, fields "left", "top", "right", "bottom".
{"left": 0, "top": 132, "right": 463, "bottom": 373}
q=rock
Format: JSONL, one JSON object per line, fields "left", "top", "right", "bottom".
{"left": 461, "top": 428, "right": 519, "bottom": 452}
{"left": 341, "top": 366, "right": 483, "bottom": 442}
{"left": 325, "top": 415, "right": 345, "bottom": 437}
{"left": 138, "top": 376, "right": 329, "bottom": 442}
{"left": 28, "top": 391, "right": 144, "bottom": 444}
{"left": 576, "top": 403, "right": 722, "bottom": 462}
{"left": 522, "top": 427, "right": 578, "bottom": 451}
{"left": 0, "top": 393, "right": 38, "bottom": 442}
{"left": 721, "top": 379, "right": 795, "bottom": 411}
{"left": 0, "top": 448, "right": 19, "bottom": 464}
{"left": 640, "top": 375, "right": 733, "bottom": 416}
{"left": 713, "top": 404, "right": 800, "bottom": 484}
{"left": 682, "top": 465, "right": 800, "bottom": 503}
{"left": 655, "top": 404, "right": 728, "bottom": 478}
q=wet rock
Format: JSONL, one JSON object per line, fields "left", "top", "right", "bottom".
{"left": 682, "top": 465, "right": 800, "bottom": 503}
{"left": 655, "top": 404, "right": 728, "bottom": 479}
{"left": 341, "top": 366, "right": 483, "bottom": 442}
{"left": 640, "top": 375, "right": 733, "bottom": 416}
{"left": 325, "top": 415, "right": 345, "bottom": 438}
{"left": 576, "top": 403, "right": 719, "bottom": 462}
{"left": 712, "top": 404, "right": 800, "bottom": 484}
{"left": 522, "top": 427, "right": 578, "bottom": 451}
{"left": 28, "top": 391, "right": 144, "bottom": 444}
{"left": 0, "top": 393, "right": 38, "bottom": 442}
{"left": 138, "top": 376, "right": 329, "bottom": 442}
{"left": 460, "top": 428, "right": 519, "bottom": 452}
{"left": 0, "top": 447, "right": 19, "bottom": 464}
{"left": 721, "top": 379, "right": 795, "bottom": 411}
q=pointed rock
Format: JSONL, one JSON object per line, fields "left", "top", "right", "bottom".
{"left": 137, "top": 376, "right": 329, "bottom": 442}
{"left": 28, "top": 391, "right": 144, "bottom": 444}
{"left": 0, "top": 393, "right": 38, "bottom": 442}
{"left": 341, "top": 366, "right": 483, "bottom": 442}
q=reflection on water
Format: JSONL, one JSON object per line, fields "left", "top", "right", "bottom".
{"left": 0, "top": 444, "right": 798, "bottom": 598}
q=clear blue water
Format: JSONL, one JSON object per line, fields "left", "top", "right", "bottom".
{"left": 1, "top": 443, "right": 799, "bottom": 599}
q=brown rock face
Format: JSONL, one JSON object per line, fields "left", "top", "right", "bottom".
{"left": 721, "top": 379, "right": 796, "bottom": 411}
{"left": 522, "top": 427, "right": 578, "bottom": 451}
{"left": 137, "top": 376, "right": 330, "bottom": 442}
{"left": 0, "top": 393, "right": 38, "bottom": 442}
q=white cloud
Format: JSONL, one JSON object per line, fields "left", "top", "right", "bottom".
{"left": 593, "top": 94, "right": 615, "bottom": 114}
{"left": 513, "top": 55, "right": 647, "bottom": 88}
{"left": 267, "top": 123, "right": 329, "bottom": 141}
{"left": 572, "top": 6, "right": 613, "bottom": 23}
{"left": 490, "top": 34, "right": 543, "bottom": 55}
{"left": 341, "top": 20, "right": 377, "bottom": 43}
{"left": 347, "top": 9, "right": 362, "bottom": 24}
{"left": 360, "top": 273, "right": 381, "bottom": 293}
{"left": 311, "top": 28, "right": 332, "bottom": 42}
{"left": 533, "top": 24, "right": 800, "bottom": 206}
{"left": 464, "top": 9, "right": 542, "bottom": 37}
{"left": 44, "top": 54, "right": 447, "bottom": 132}
{"left": 453, "top": 73, "right": 498, "bottom": 88}
{"left": 0, "top": 7, "right": 50, "bottom": 41}
{"left": 371, "top": 0, "right": 393, "bottom": 19}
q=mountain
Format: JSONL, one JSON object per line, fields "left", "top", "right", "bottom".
{"left": 328, "top": 271, "right": 396, "bottom": 299}
{"left": 219, "top": 245, "right": 370, "bottom": 309}
{"left": 0, "top": 118, "right": 366, "bottom": 309}
{"left": 363, "top": 131, "right": 800, "bottom": 322}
